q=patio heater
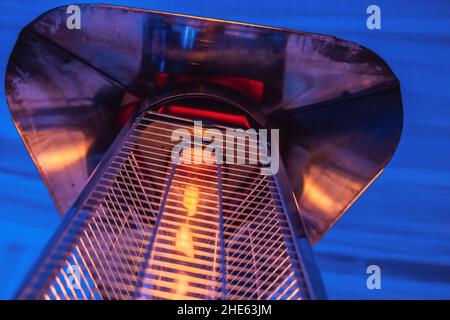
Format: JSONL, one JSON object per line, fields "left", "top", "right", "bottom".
{"left": 5, "top": 4, "right": 402, "bottom": 300}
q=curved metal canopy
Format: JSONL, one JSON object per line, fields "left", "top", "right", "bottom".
{"left": 5, "top": 4, "right": 402, "bottom": 243}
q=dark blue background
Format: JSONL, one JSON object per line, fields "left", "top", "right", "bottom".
{"left": 0, "top": 0, "right": 449, "bottom": 299}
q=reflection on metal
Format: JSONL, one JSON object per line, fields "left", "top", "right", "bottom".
{"left": 16, "top": 112, "right": 322, "bottom": 300}
{"left": 5, "top": 4, "right": 402, "bottom": 244}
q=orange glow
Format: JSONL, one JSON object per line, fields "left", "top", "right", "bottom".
{"left": 174, "top": 274, "right": 189, "bottom": 299}
{"left": 174, "top": 184, "right": 200, "bottom": 295}
{"left": 175, "top": 224, "right": 195, "bottom": 258}
{"left": 145, "top": 148, "right": 220, "bottom": 299}
{"left": 303, "top": 165, "right": 363, "bottom": 215}
{"left": 183, "top": 185, "right": 199, "bottom": 217}
{"left": 158, "top": 105, "right": 251, "bottom": 128}
{"left": 39, "top": 131, "right": 92, "bottom": 172}
{"left": 174, "top": 75, "right": 264, "bottom": 103}
{"left": 303, "top": 174, "right": 337, "bottom": 213}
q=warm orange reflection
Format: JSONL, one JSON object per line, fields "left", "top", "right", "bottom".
{"left": 183, "top": 185, "right": 199, "bottom": 217}
{"left": 175, "top": 224, "right": 195, "bottom": 258}
{"left": 144, "top": 146, "right": 221, "bottom": 300}
{"left": 303, "top": 174, "right": 337, "bottom": 214}
{"left": 175, "top": 184, "right": 200, "bottom": 296}
{"left": 38, "top": 131, "right": 92, "bottom": 172}
{"left": 303, "top": 164, "right": 364, "bottom": 216}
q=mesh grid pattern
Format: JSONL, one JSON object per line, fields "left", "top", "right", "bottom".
{"left": 18, "top": 112, "right": 310, "bottom": 300}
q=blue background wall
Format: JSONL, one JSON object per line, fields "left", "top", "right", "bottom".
{"left": 0, "top": 0, "right": 449, "bottom": 299}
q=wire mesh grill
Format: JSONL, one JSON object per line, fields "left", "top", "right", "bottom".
{"left": 17, "top": 111, "right": 311, "bottom": 300}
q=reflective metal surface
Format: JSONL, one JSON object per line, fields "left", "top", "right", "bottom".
{"left": 5, "top": 4, "right": 402, "bottom": 243}
{"left": 17, "top": 112, "right": 323, "bottom": 300}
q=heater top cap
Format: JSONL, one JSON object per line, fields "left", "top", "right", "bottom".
{"left": 5, "top": 3, "right": 402, "bottom": 243}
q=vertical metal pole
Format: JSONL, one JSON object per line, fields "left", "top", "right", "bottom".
{"left": 217, "top": 163, "right": 228, "bottom": 299}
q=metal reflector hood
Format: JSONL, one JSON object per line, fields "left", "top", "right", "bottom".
{"left": 5, "top": 4, "right": 402, "bottom": 243}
